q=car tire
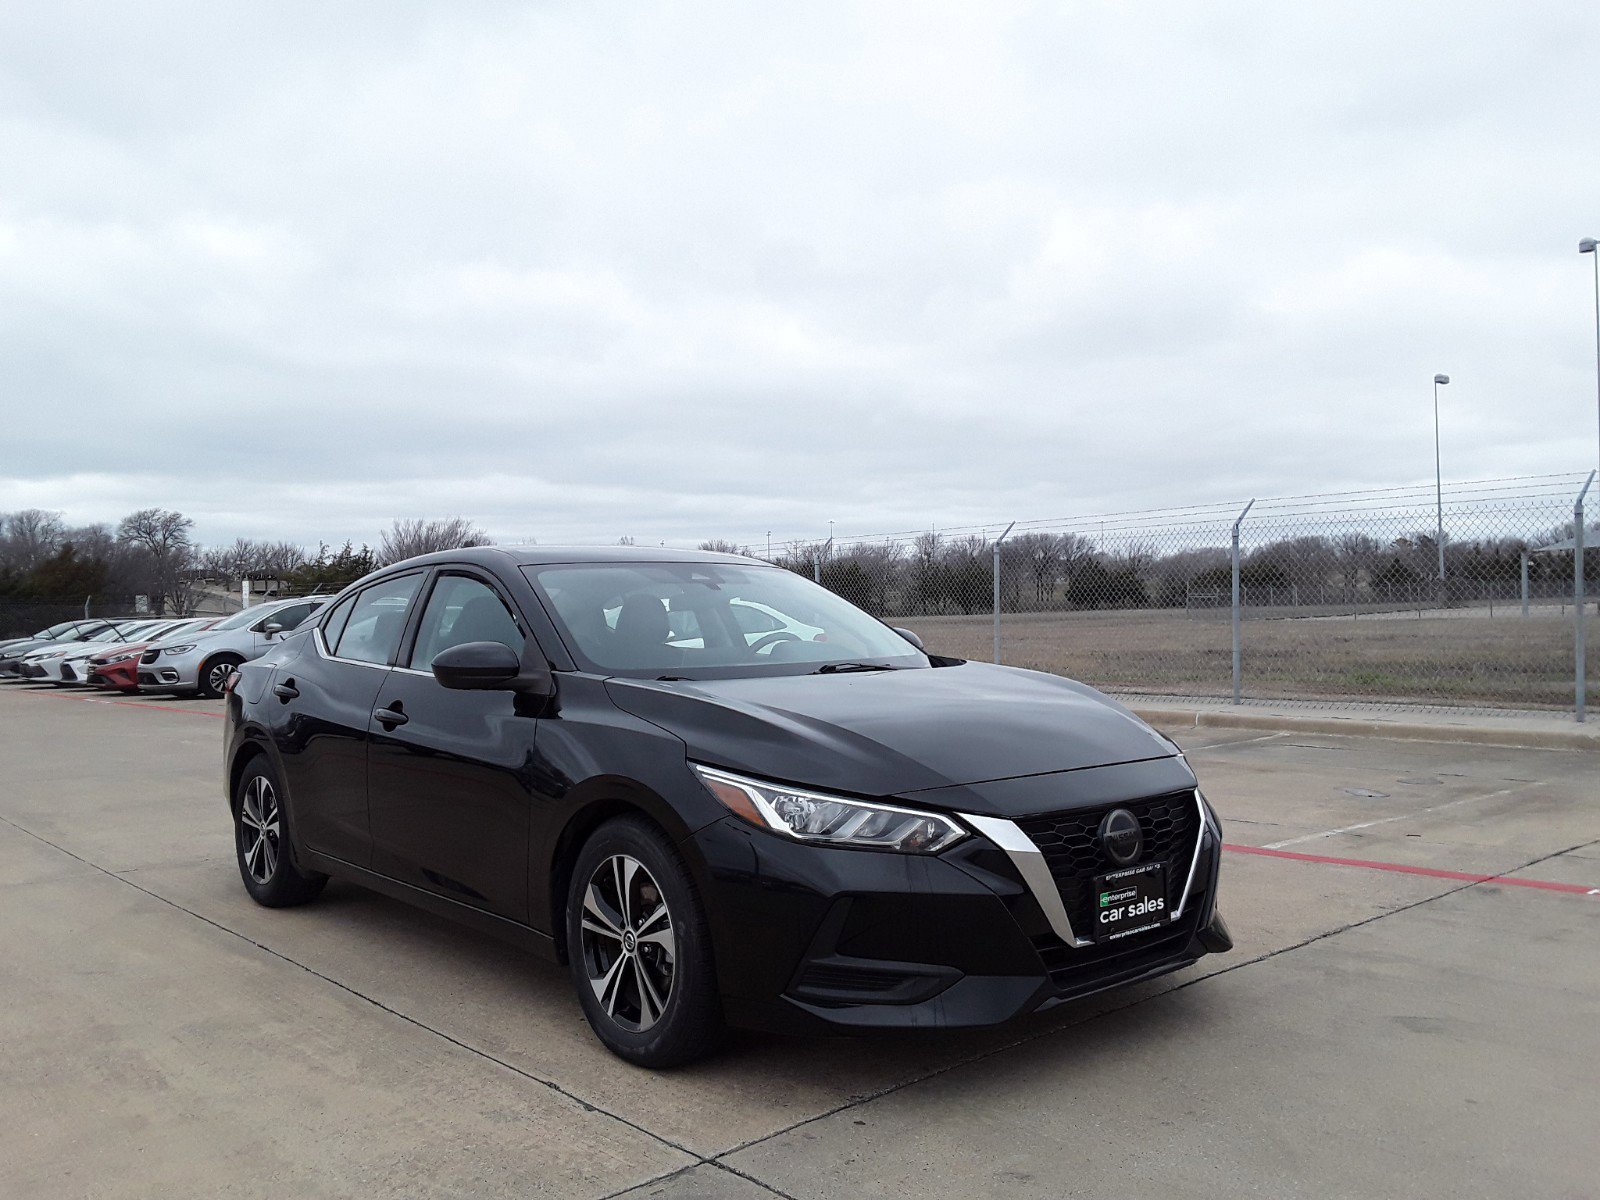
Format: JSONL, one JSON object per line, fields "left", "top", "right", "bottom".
{"left": 197, "top": 653, "right": 243, "bottom": 699}
{"left": 234, "top": 758, "right": 327, "bottom": 908}
{"left": 566, "top": 816, "right": 724, "bottom": 1068}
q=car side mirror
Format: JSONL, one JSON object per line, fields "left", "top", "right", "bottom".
{"left": 262, "top": 623, "right": 284, "bottom": 639}
{"left": 891, "top": 627, "right": 925, "bottom": 651}
{"left": 432, "top": 641, "right": 555, "bottom": 697}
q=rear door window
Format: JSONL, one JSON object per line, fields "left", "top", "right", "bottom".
{"left": 331, "top": 576, "right": 423, "bottom": 665}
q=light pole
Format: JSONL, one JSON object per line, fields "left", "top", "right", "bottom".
{"left": 1581, "top": 239, "right": 1600, "bottom": 476}
{"left": 1433, "top": 373, "right": 1449, "bottom": 581}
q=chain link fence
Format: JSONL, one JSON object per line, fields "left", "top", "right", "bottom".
{"left": 749, "top": 473, "right": 1599, "bottom": 718}
{"left": 0, "top": 596, "right": 144, "bottom": 640}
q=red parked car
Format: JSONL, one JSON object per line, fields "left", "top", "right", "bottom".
{"left": 86, "top": 617, "right": 222, "bottom": 692}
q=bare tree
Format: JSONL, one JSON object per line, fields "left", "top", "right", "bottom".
{"left": 1012, "top": 532, "right": 1062, "bottom": 605}
{"left": 1333, "top": 532, "right": 1382, "bottom": 600}
{"left": 1056, "top": 533, "right": 1097, "bottom": 595}
{"left": 1, "top": 509, "right": 66, "bottom": 573}
{"left": 379, "top": 517, "right": 491, "bottom": 566}
{"left": 117, "top": 508, "right": 195, "bottom": 613}
{"left": 697, "top": 539, "right": 748, "bottom": 555}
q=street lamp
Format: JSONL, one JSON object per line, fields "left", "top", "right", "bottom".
{"left": 1581, "top": 238, "right": 1599, "bottom": 476}
{"left": 1433, "top": 374, "right": 1449, "bottom": 581}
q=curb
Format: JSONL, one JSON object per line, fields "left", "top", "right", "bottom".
{"left": 1129, "top": 706, "right": 1600, "bottom": 753}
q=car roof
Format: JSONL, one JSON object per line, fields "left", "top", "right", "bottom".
{"left": 384, "top": 545, "right": 762, "bottom": 570}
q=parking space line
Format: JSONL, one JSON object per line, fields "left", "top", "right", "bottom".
{"left": 1261, "top": 781, "right": 1542, "bottom": 850}
{"left": 1184, "top": 731, "right": 1288, "bottom": 752}
{"left": 1223, "top": 842, "right": 1600, "bottom": 896}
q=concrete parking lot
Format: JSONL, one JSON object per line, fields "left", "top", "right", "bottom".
{"left": 1, "top": 683, "right": 1597, "bottom": 1199}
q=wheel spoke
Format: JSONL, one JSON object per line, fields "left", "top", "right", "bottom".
{"left": 636, "top": 958, "right": 667, "bottom": 1024}
{"left": 636, "top": 901, "right": 669, "bottom": 935}
{"left": 581, "top": 915, "right": 622, "bottom": 941}
{"left": 613, "top": 856, "right": 639, "bottom": 926}
{"left": 262, "top": 836, "right": 278, "bottom": 880}
{"left": 593, "top": 955, "right": 626, "bottom": 1014}
{"left": 583, "top": 883, "right": 625, "bottom": 937}
{"left": 638, "top": 926, "right": 675, "bottom": 960}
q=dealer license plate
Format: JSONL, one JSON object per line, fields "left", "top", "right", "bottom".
{"left": 1092, "top": 862, "right": 1169, "bottom": 942}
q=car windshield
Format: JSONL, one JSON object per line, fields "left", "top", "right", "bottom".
{"left": 89, "top": 625, "right": 142, "bottom": 643}
{"left": 525, "top": 561, "right": 928, "bottom": 678}
{"left": 33, "top": 622, "right": 82, "bottom": 639}
{"left": 212, "top": 605, "right": 275, "bottom": 631}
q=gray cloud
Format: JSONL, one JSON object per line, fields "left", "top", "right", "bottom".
{"left": 3, "top": 0, "right": 1598, "bottom": 553}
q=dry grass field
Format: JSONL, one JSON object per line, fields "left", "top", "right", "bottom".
{"left": 901, "top": 607, "right": 1599, "bottom": 710}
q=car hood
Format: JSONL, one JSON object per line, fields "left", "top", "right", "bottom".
{"left": 605, "top": 661, "right": 1177, "bottom": 797}
{"left": 147, "top": 629, "right": 226, "bottom": 652}
{"left": 83, "top": 639, "right": 151, "bottom": 660}
{"left": 0, "top": 637, "right": 66, "bottom": 659}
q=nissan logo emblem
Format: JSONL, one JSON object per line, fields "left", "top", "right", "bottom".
{"left": 1099, "top": 808, "right": 1143, "bottom": 867}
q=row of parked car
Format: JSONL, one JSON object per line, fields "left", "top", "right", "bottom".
{"left": 0, "top": 595, "right": 326, "bottom": 698}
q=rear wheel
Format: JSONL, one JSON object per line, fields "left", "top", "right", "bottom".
{"left": 197, "top": 653, "right": 243, "bottom": 699}
{"left": 566, "top": 816, "right": 723, "bottom": 1067}
{"left": 234, "top": 759, "right": 326, "bottom": 907}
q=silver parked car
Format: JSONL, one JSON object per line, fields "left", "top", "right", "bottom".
{"left": 137, "top": 597, "right": 326, "bottom": 698}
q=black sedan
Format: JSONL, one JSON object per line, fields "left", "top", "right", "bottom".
{"left": 224, "top": 546, "right": 1230, "bottom": 1066}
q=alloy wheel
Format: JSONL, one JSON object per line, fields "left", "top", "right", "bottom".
{"left": 208, "top": 661, "right": 235, "bottom": 694}
{"left": 579, "top": 854, "right": 676, "bottom": 1032}
{"left": 239, "top": 775, "right": 281, "bottom": 885}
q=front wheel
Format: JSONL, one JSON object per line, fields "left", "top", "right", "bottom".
{"left": 197, "top": 654, "right": 243, "bottom": 699}
{"left": 566, "top": 816, "right": 724, "bottom": 1067}
{"left": 234, "top": 759, "right": 327, "bottom": 907}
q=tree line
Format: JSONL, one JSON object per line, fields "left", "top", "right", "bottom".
{"left": 5, "top": 505, "right": 1590, "bottom": 621}
{"left": 706, "top": 524, "right": 1599, "bottom": 617}
{"left": 0, "top": 510, "right": 491, "bottom": 614}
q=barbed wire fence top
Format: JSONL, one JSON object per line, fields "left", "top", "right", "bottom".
{"left": 747, "top": 472, "right": 1597, "bottom": 715}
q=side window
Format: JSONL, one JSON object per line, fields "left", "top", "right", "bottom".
{"left": 319, "top": 593, "right": 357, "bottom": 652}
{"left": 332, "top": 575, "right": 423, "bottom": 665}
{"left": 409, "top": 575, "right": 524, "bottom": 672}
{"left": 731, "top": 602, "right": 782, "bottom": 634}
{"left": 265, "top": 602, "right": 316, "bottom": 632}
{"left": 667, "top": 609, "right": 701, "bottom": 641}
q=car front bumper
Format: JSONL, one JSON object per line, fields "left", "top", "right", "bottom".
{"left": 88, "top": 660, "right": 140, "bottom": 690}
{"left": 136, "top": 650, "right": 202, "bottom": 691}
{"left": 689, "top": 794, "right": 1228, "bottom": 1035}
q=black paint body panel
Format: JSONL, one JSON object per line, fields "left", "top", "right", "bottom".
{"left": 223, "top": 546, "right": 1226, "bottom": 1036}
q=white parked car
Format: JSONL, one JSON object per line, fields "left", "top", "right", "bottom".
{"left": 18, "top": 621, "right": 166, "bottom": 683}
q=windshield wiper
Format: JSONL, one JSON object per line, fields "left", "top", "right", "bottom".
{"left": 812, "top": 661, "right": 899, "bottom": 674}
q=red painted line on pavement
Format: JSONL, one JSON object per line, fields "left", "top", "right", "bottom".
{"left": 14, "top": 687, "right": 223, "bottom": 719}
{"left": 106, "top": 699, "right": 225, "bottom": 719}
{"left": 1223, "top": 842, "right": 1598, "bottom": 896}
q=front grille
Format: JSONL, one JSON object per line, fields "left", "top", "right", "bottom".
{"left": 1015, "top": 791, "right": 1199, "bottom": 940}
{"left": 140, "top": 649, "right": 159, "bottom": 664}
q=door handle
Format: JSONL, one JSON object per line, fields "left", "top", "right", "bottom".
{"left": 374, "top": 704, "right": 409, "bottom": 729}
{"left": 273, "top": 680, "right": 299, "bottom": 701}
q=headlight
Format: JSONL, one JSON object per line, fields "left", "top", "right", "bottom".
{"left": 692, "top": 764, "right": 966, "bottom": 854}
{"left": 159, "top": 644, "right": 196, "bottom": 656}
{"left": 104, "top": 652, "right": 138, "bottom": 664}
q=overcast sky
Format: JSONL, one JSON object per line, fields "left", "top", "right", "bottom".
{"left": 3, "top": 1, "right": 1598, "bottom": 553}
